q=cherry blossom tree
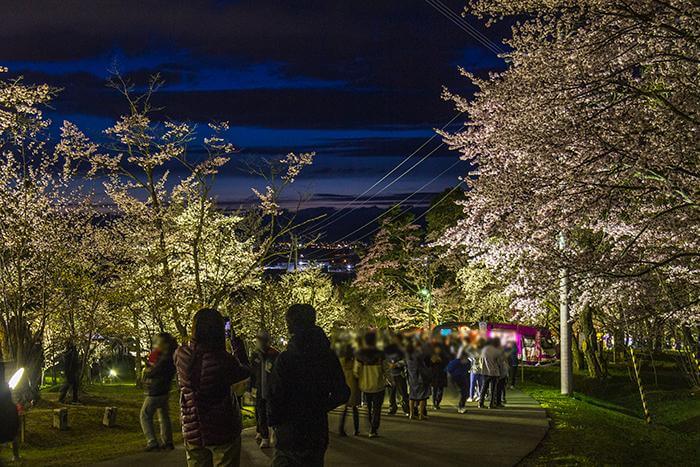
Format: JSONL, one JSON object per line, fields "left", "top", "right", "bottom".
{"left": 232, "top": 269, "right": 347, "bottom": 342}
{"left": 0, "top": 67, "right": 320, "bottom": 392}
{"left": 354, "top": 208, "right": 442, "bottom": 328}
{"left": 437, "top": 0, "right": 698, "bottom": 378}
{"left": 440, "top": 0, "right": 699, "bottom": 317}
{"left": 0, "top": 67, "right": 104, "bottom": 398}
{"left": 64, "top": 73, "right": 315, "bottom": 338}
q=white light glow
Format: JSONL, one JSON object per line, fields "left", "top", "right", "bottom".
{"left": 8, "top": 367, "right": 24, "bottom": 390}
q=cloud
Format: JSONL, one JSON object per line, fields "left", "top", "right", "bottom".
{"left": 1, "top": 0, "right": 496, "bottom": 210}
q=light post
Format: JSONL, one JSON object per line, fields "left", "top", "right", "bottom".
{"left": 558, "top": 232, "right": 573, "bottom": 396}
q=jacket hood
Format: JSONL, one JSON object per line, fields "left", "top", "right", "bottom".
{"left": 288, "top": 325, "right": 330, "bottom": 354}
{"left": 356, "top": 347, "right": 383, "bottom": 365}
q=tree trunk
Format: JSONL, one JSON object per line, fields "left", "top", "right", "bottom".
{"left": 580, "top": 305, "right": 604, "bottom": 379}
{"left": 133, "top": 310, "right": 143, "bottom": 388}
{"left": 3, "top": 316, "right": 44, "bottom": 402}
{"left": 572, "top": 331, "right": 585, "bottom": 371}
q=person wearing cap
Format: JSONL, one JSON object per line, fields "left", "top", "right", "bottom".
{"left": 250, "top": 331, "right": 279, "bottom": 449}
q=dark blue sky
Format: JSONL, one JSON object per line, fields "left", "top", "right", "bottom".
{"left": 2, "top": 0, "right": 506, "bottom": 210}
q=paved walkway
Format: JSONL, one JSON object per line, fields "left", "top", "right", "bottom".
{"left": 96, "top": 389, "right": 548, "bottom": 467}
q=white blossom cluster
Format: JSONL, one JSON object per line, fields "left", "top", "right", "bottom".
{"left": 438, "top": 0, "right": 699, "bottom": 325}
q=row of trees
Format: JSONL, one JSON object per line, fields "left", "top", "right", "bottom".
{"left": 433, "top": 0, "right": 698, "bottom": 380}
{"left": 2, "top": 0, "right": 698, "bottom": 397}
{"left": 0, "top": 66, "right": 483, "bottom": 400}
{"left": 310, "top": 0, "right": 699, "bottom": 387}
{"left": 348, "top": 191, "right": 512, "bottom": 330}
{"left": 0, "top": 69, "right": 329, "bottom": 398}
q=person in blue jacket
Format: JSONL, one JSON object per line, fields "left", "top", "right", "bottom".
{"left": 446, "top": 352, "right": 471, "bottom": 414}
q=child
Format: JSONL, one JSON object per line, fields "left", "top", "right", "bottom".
{"left": 446, "top": 353, "right": 471, "bottom": 413}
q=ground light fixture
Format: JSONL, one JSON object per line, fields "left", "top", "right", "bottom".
{"left": 8, "top": 367, "right": 24, "bottom": 390}
{"left": 109, "top": 369, "right": 117, "bottom": 377}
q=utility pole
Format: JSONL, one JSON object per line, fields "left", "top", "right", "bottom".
{"left": 288, "top": 234, "right": 299, "bottom": 271}
{"left": 559, "top": 232, "right": 573, "bottom": 395}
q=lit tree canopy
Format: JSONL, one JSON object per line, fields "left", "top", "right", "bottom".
{"left": 439, "top": 0, "right": 699, "bottom": 323}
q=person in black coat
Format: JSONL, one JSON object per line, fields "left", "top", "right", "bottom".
{"left": 429, "top": 343, "right": 449, "bottom": 410}
{"left": 250, "top": 331, "right": 279, "bottom": 448}
{"left": 0, "top": 357, "right": 20, "bottom": 457}
{"left": 140, "top": 333, "right": 178, "bottom": 451}
{"left": 384, "top": 333, "right": 409, "bottom": 416}
{"left": 268, "top": 304, "right": 350, "bottom": 467}
{"left": 58, "top": 342, "right": 80, "bottom": 404}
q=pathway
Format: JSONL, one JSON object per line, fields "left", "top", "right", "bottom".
{"left": 96, "top": 388, "right": 548, "bottom": 467}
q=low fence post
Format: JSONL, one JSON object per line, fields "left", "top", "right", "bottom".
{"left": 629, "top": 347, "right": 652, "bottom": 424}
{"left": 103, "top": 407, "right": 118, "bottom": 427}
{"left": 53, "top": 408, "right": 69, "bottom": 430}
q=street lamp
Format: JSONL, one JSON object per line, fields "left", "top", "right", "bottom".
{"left": 9, "top": 368, "right": 24, "bottom": 390}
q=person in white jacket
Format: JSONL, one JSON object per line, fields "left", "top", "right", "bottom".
{"left": 478, "top": 338, "right": 503, "bottom": 409}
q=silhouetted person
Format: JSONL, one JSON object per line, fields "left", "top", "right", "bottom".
{"left": 0, "top": 356, "right": 20, "bottom": 460}
{"left": 406, "top": 340, "right": 431, "bottom": 420}
{"left": 384, "top": 333, "right": 409, "bottom": 416}
{"left": 429, "top": 344, "right": 449, "bottom": 410}
{"left": 250, "top": 331, "right": 279, "bottom": 449}
{"left": 229, "top": 327, "right": 250, "bottom": 368}
{"left": 479, "top": 338, "right": 503, "bottom": 409}
{"left": 175, "top": 308, "right": 250, "bottom": 466}
{"left": 338, "top": 344, "right": 360, "bottom": 436}
{"left": 268, "top": 304, "right": 350, "bottom": 467}
{"left": 447, "top": 352, "right": 471, "bottom": 413}
{"left": 506, "top": 342, "right": 519, "bottom": 389}
{"left": 354, "top": 332, "right": 385, "bottom": 437}
{"left": 58, "top": 342, "right": 80, "bottom": 404}
{"left": 140, "top": 333, "right": 178, "bottom": 451}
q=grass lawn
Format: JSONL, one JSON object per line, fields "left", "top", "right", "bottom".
{"left": 0, "top": 383, "right": 255, "bottom": 466}
{"left": 518, "top": 360, "right": 700, "bottom": 466}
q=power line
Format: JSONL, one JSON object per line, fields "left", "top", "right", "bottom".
{"left": 301, "top": 111, "right": 463, "bottom": 237}
{"left": 424, "top": 0, "right": 505, "bottom": 55}
{"left": 306, "top": 159, "right": 464, "bottom": 256}
{"left": 303, "top": 142, "right": 447, "bottom": 238}
{"left": 304, "top": 0, "right": 499, "bottom": 247}
{"left": 352, "top": 181, "right": 465, "bottom": 246}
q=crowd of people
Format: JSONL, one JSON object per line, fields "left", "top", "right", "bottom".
{"left": 0, "top": 307, "right": 522, "bottom": 467}
{"left": 331, "top": 328, "right": 520, "bottom": 439}
{"left": 139, "top": 304, "right": 350, "bottom": 467}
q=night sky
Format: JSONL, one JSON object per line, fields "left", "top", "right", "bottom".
{"left": 2, "top": 0, "right": 507, "bottom": 230}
